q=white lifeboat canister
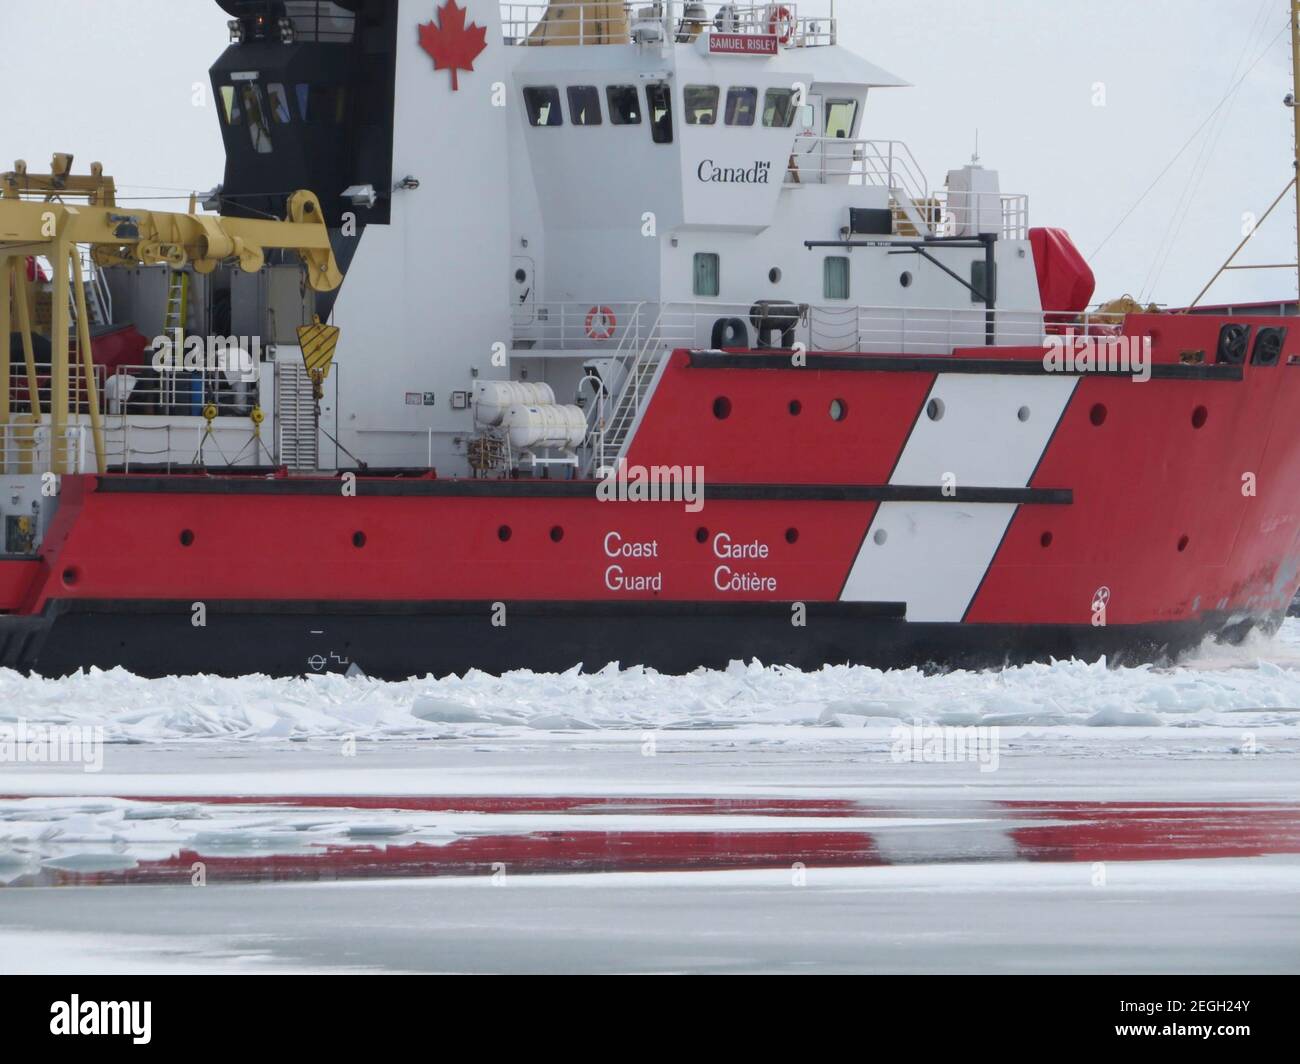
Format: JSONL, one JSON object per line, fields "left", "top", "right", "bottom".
{"left": 474, "top": 381, "right": 558, "bottom": 428}
{"left": 503, "top": 403, "right": 587, "bottom": 451}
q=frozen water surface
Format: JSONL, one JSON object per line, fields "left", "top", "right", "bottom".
{"left": 1, "top": 622, "right": 1298, "bottom": 973}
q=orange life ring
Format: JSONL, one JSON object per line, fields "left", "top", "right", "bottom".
{"left": 768, "top": 5, "right": 795, "bottom": 45}
{"left": 585, "top": 306, "right": 617, "bottom": 341}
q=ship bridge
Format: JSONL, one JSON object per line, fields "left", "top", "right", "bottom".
{"left": 506, "top": 0, "right": 917, "bottom": 313}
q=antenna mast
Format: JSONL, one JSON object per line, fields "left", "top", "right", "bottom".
{"left": 1292, "top": 0, "right": 1300, "bottom": 298}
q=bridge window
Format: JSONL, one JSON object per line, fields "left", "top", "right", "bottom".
{"left": 296, "top": 85, "right": 348, "bottom": 125}
{"left": 824, "top": 257, "right": 851, "bottom": 300}
{"left": 826, "top": 99, "right": 858, "bottom": 139}
{"left": 607, "top": 85, "right": 642, "bottom": 124}
{"left": 524, "top": 86, "right": 563, "bottom": 126}
{"left": 239, "top": 84, "right": 274, "bottom": 153}
{"left": 646, "top": 83, "right": 673, "bottom": 144}
{"left": 694, "top": 253, "right": 720, "bottom": 298}
{"left": 267, "top": 83, "right": 293, "bottom": 125}
{"left": 567, "top": 85, "right": 602, "bottom": 126}
{"left": 220, "top": 86, "right": 242, "bottom": 126}
{"left": 762, "top": 88, "right": 798, "bottom": 128}
{"left": 725, "top": 87, "right": 758, "bottom": 126}
{"left": 684, "top": 86, "right": 720, "bottom": 125}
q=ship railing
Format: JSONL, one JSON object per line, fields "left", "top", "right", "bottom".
{"left": 501, "top": 2, "right": 836, "bottom": 48}
{"left": 2, "top": 360, "right": 105, "bottom": 418}
{"left": 817, "top": 305, "right": 1124, "bottom": 353}
{"left": 100, "top": 364, "right": 261, "bottom": 420}
{"left": 513, "top": 300, "right": 665, "bottom": 352}
{"left": 789, "top": 138, "right": 930, "bottom": 205}
{"left": 569, "top": 300, "right": 1118, "bottom": 473}
{"left": 101, "top": 419, "right": 273, "bottom": 474}
{"left": 516, "top": 300, "right": 1126, "bottom": 356}
{"left": 927, "top": 190, "right": 1031, "bottom": 242}
{"left": 0, "top": 424, "right": 91, "bottom": 476}
{"left": 97, "top": 364, "right": 266, "bottom": 471}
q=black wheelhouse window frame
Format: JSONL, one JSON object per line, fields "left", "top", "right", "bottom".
{"left": 762, "top": 88, "right": 798, "bottom": 128}
{"left": 725, "top": 87, "right": 758, "bottom": 126}
{"left": 606, "top": 84, "right": 642, "bottom": 125}
{"left": 567, "top": 85, "right": 603, "bottom": 126}
{"left": 826, "top": 98, "right": 859, "bottom": 139}
{"left": 684, "top": 85, "right": 721, "bottom": 125}
{"left": 646, "top": 83, "right": 673, "bottom": 144}
{"left": 523, "top": 86, "right": 564, "bottom": 127}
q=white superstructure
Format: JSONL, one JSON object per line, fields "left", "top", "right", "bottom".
{"left": 17, "top": 1, "right": 1058, "bottom": 482}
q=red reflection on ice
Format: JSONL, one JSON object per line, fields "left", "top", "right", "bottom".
{"left": 7, "top": 798, "right": 1298, "bottom": 887}
{"left": 44, "top": 830, "right": 882, "bottom": 887}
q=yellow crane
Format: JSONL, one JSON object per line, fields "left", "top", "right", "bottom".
{"left": 0, "top": 153, "right": 342, "bottom": 474}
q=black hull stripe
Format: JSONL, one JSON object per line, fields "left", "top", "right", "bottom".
{"left": 93, "top": 477, "right": 1072, "bottom": 505}
{"left": 0, "top": 601, "right": 1278, "bottom": 679}
{"left": 687, "top": 352, "right": 1243, "bottom": 381}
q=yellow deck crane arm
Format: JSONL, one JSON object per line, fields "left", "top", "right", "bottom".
{"left": 0, "top": 156, "right": 344, "bottom": 475}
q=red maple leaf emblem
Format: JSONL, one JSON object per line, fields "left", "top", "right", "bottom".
{"left": 418, "top": 0, "right": 488, "bottom": 91}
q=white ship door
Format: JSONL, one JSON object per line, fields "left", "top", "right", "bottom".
{"left": 512, "top": 257, "right": 536, "bottom": 326}
{"left": 794, "top": 94, "right": 824, "bottom": 182}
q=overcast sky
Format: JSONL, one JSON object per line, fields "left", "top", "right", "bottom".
{"left": 2, "top": 0, "right": 1295, "bottom": 307}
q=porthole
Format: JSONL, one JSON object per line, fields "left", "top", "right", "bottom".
{"left": 788, "top": 399, "right": 802, "bottom": 416}
{"left": 498, "top": 525, "right": 513, "bottom": 543}
{"left": 352, "top": 531, "right": 367, "bottom": 549}
{"left": 785, "top": 528, "right": 799, "bottom": 545}
{"left": 900, "top": 271, "right": 913, "bottom": 288}
{"left": 713, "top": 396, "right": 732, "bottom": 420}
{"left": 62, "top": 567, "right": 80, "bottom": 588}
{"left": 1192, "top": 406, "right": 1208, "bottom": 429}
{"left": 1177, "top": 535, "right": 1190, "bottom": 553}
{"left": 514, "top": 269, "right": 527, "bottom": 284}
{"left": 873, "top": 529, "right": 888, "bottom": 546}
{"left": 550, "top": 526, "right": 565, "bottom": 543}
{"left": 1090, "top": 403, "right": 1108, "bottom": 427}
{"left": 769, "top": 267, "right": 783, "bottom": 284}
{"left": 926, "top": 398, "right": 945, "bottom": 422}
{"left": 695, "top": 527, "right": 709, "bottom": 544}
{"left": 830, "top": 398, "right": 848, "bottom": 422}
{"left": 179, "top": 529, "right": 195, "bottom": 547}
{"left": 1040, "top": 531, "right": 1053, "bottom": 549}
{"left": 1017, "top": 405, "right": 1031, "bottom": 423}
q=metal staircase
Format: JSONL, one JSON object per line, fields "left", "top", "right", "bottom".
{"left": 891, "top": 194, "right": 940, "bottom": 238}
{"left": 60, "top": 252, "right": 111, "bottom": 329}
{"left": 852, "top": 140, "right": 935, "bottom": 238}
{"left": 589, "top": 305, "right": 669, "bottom": 474}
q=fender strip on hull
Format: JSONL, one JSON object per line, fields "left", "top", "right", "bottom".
{"left": 89, "top": 476, "right": 1073, "bottom": 505}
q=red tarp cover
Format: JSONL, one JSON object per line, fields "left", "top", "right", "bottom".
{"left": 1028, "top": 228, "right": 1095, "bottom": 314}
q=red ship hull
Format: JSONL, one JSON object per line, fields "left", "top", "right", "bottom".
{"left": 3, "top": 314, "right": 1298, "bottom": 679}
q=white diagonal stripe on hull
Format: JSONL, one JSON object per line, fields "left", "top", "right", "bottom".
{"left": 842, "top": 374, "right": 1078, "bottom": 621}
